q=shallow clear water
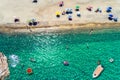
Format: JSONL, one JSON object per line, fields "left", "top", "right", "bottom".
{"left": 0, "top": 27, "right": 120, "bottom": 80}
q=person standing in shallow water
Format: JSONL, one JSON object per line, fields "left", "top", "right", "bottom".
{"left": 86, "top": 43, "right": 89, "bottom": 49}
{"left": 65, "top": 45, "right": 69, "bottom": 50}
{"left": 89, "top": 29, "right": 93, "bottom": 35}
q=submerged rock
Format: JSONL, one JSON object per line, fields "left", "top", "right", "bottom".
{"left": 0, "top": 52, "right": 10, "bottom": 80}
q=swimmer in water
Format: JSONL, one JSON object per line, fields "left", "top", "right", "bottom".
{"left": 86, "top": 43, "right": 89, "bottom": 49}
{"left": 21, "top": 64, "right": 25, "bottom": 69}
{"left": 29, "top": 58, "right": 36, "bottom": 62}
{"left": 65, "top": 45, "right": 69, "bottom": 50}
{"left": 97, "top": 60, "right": 101, "bottom": 65}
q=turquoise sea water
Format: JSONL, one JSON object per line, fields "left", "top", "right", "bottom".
{"left": 0, "top": 27, "right": 120, "bottom": 80}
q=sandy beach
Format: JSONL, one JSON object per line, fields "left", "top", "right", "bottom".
{"left": 0, "top": 0, "right": 120, "bottom": 33}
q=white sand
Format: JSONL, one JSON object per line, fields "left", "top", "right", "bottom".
{"left": 0, "top": 0, "right": 120, "bottom": 26}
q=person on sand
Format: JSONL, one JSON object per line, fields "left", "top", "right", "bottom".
{"left": 62, "top": 11, "right": 66, "bottom": 15}
{"left": 28, "top": 22, "right": 33, "bottom": 26}
{"left": 95, "top": 8, "right": 102, "bottom": 13}
{"left": 28, "top": 19, "right": 38, "bottom": 26}
{"left": 86, "top": 6, "right": 93, "bottom": 11}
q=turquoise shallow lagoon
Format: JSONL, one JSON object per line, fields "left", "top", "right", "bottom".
{"left": 0, "top": 27, "right": 120, "bottom": 80}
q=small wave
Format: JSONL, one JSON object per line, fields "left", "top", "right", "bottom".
{"left": 9, "top": 54, "right": 19, "bottom": 68}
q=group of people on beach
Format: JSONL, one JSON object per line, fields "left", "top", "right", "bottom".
{"left": 56, "top": 1, "right": 81, "bottom": 21}
{"left": 56, "top": 1, "right": 118, "bottom": 22}
{"left": 13, "top": 1, "right": 118, "bottom": 28}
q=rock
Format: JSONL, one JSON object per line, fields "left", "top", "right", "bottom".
{"left": 0, "top": 52, "right": 10, "bottom": 80}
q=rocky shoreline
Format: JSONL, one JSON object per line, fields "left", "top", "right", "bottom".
{"left": 0, "top": 52, "right": 9, "bottom": 80}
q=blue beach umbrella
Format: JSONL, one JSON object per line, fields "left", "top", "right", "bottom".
{"left": 113, "top": 18, "right": 118, "bottom": 22}
{"left": 106, "top": 9, "right": 111, "bottom": 13}
{"left": 106, "top": 7, "right": 112, "bottom": 13}
{"left": 107, "top": 7, "right": 112, "bottom": 10}
{"left": 109, "top": 14, "right": 113, "bottom": 17}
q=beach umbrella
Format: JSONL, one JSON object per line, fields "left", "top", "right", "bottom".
{"left": 77, "top": 12, "right": 81, "bottom": 17}
{"left": 107, "top": 7, "right": 112, "bottom": 10}
{"left": 33, "top": 21, "right": 38, "bottom": 26}
{"left": 76, "top": 5, "right": 80, "bottom": 9}
{"left": 68, "top": 14, "right": 72, "bottom": 21}
{"left": 106, "top": 6, "right": 112, "bottom": 13}
{"left": 66, "top": 8, "right": 73, "bottom": 14}
{"left": 27, "top": 20, "right": 32, "bottom": 25}
{"left": 75, "top": 5, "right": 80, "bottom": 11}
{"left": 56, "top": 11, "right": 60, "bottom": 15}
{"left": 28, "top": 22, "right": 33, "bottom": 26}
{"left": 32, "top": 18, "right": 36, "bottom": 22}
{"left": 109, "top": 14, "right": 113, "bottom": 17}
{"left": 66, "top": 8, "right": 69, "bottom": 11}
{"left": 59, "top": 1, "right": 64, "bottom": 7}
{"left": 56, "top": 11, "right": 60, "bottom": 18}
{"left": 113, "top": 18, "right": 118, "bottom": 22}
{"left": 59, "top": 1, "right": 64, "bottom": 4}
{"left": 106, "top": 9, "right": 111, "bottom": 13}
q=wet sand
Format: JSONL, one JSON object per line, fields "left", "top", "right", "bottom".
{"left": 0, "top": 22, "right": 120, "bottom": 33}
